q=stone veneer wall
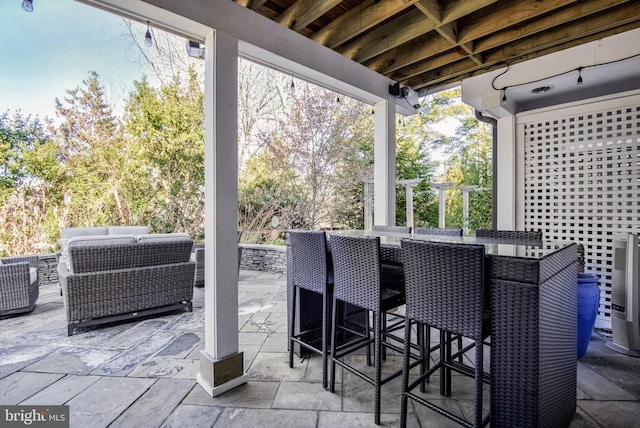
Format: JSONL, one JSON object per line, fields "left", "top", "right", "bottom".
{"left": 35, "top": 244, "right": 287, "bottom": 285}
{"left": 239, "top": 244, "right": 287, "bottom": 274}
{"left": 38, "top": 253, "right": 59, "bottom": 286}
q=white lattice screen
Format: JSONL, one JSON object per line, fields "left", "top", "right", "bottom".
{"left": 518, "top": 94, "right": 640, "bottom": 330}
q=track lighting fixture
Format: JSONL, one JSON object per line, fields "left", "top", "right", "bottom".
{"left": 144, "top": 21, "right": 153, "bottom": 48}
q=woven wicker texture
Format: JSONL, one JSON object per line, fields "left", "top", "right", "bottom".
{"left": 373, "top": 225, "right": 412, "bottom": 234}
{"left": 476, "top": 229, "right": 542, "bottom": 241}
{"left": 490, "top": 260, "right": 577, "bottom": 427}
{"left": 401, "top": 239, "right": 486, "bottom": 340}
{"left": 0, "top": 256, "right": 39, "bottom": 315}
{"left": 288, "top": 230, "right": 333, "bottom": 388}
{"left": 415, "top": 227, "right": 463, "bottom": 236}
{"left": 330, "top": 234, "right": 404, "bottom": 312}
{"left": 289, "top": 230, "right": 329, "bottom": 294}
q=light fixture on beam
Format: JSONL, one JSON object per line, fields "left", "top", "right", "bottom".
{"left": 22, "top": 0, "right": 33, "bottom": 12}
{"left": 389, "top": 82, "right": 420, "bottom": 109}
{"left": 186, "top": 40, "right": 205, "bottom": 58}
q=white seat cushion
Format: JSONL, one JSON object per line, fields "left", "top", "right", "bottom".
{"left": 136, "top": 233, "right": 191, "bottom": 243}
{"left": 108, "top": 225, "right": 149, "bottom": 236}
{"left": 29, "top": 267, "right": 38, "bottom": 284}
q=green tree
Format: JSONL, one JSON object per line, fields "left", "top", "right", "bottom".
{"left": 124, "top": 68, "right": 205, "bottom": 238}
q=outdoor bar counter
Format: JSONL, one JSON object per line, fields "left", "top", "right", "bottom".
{"left": 287, "top": 231, "right": 578, "bottom": 427}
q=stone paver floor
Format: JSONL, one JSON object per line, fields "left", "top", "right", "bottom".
{"left": 1, "top": 270, "right": 640, "bottom": 427}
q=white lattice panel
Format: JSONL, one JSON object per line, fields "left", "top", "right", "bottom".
{"left": 518, "top": 96, "right": 640, "bottom": 330}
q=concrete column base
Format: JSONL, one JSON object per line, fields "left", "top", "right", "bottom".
{"left": 197, "top": 350, "right": 247, "bottom": 397}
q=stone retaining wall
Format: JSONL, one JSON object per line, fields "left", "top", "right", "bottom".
{"left": 239, "top": 244, "right": 287, "bottom": 274}
{"left": 35, "top": 244, "right": 287, "bottom": 285}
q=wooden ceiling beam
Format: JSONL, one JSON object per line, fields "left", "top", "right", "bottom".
{"left": 473, "top": 0, "right": 631, "bottom": 54}
{"left": 339, "top": 9, "right": 434, "bottom": 62}
{"left": 277, "top": 0, "right": 342, "bottom": 32}
{"left": 311, "top": 0, "right": 418, "bottom": 49}
{"left": 390, "top": 50, "right": 468, "bottom": 82}
{"left": 405, "top": 12, "right": 640, "bottom": 90}
{"left": 458, "top": 0, "right": 579, "bottom": 45}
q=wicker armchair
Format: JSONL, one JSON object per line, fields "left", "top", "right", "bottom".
{"left": 0, "top": 256, "right": 39, "bottom": 317}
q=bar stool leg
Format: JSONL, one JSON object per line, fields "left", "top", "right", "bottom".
{"left": 400, "top": 318, "right": 413, "bottom": 428}
{"left": 289, "top": 285, "right": 297, "bottom": 369}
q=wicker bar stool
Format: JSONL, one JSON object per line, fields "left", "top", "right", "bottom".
{"left": 329, "top": 234, "right": 407, "bottom": 425}
{"left": 475, "top": 229, "right": 542, "bottom": 241}
{"left": 288, "top": 230, "right": 333, "bottom": 389}
{"left": 416, "top": 227, "right": 463, "bottom": 237}
{"left": 400, "top": 239, "right": 490, "bottom": 428}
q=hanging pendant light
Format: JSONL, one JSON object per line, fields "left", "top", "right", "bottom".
{"left": 144, "top": 21, "right": 153, "bottom": 47}
{"left": 22, "top": 0, "right": 34, "bottom": 12}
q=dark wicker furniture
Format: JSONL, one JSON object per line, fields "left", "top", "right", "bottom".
{"left": 400, "top": 239, "right": 490, "bottom": 427}
{"left": 0, "top": 256, "right": 39, "bottom": 317}
{"left": 475, "top": 229, "right": 542, "bottom": 241}
{"left": 58, "top": 240, "right": 195, "bottom": 336}
{"left": 372, "top": 225, "right": 411, "bottom": 234}
{"left": 415, "top": 227, "right": 463, "bottom": 236}
{"left": 288, "top": 230, "right": 333, "bottom": 389}
{"left": 329, "top": 234, "right": 407, "bottom": 425}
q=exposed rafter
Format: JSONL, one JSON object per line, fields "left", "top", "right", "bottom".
{"left": 235, "top": 0, "right": 640, "bottom": 91}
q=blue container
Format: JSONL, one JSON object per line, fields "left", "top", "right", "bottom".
{"left": 577, "top": 273, "right": 600, "bottom": 359}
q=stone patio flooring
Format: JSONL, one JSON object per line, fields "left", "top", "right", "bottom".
{"left": 1, "top": 270, "right": 640, "bottom": 427}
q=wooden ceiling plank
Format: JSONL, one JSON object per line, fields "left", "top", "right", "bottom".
{"left": 410, "top": 22, "right": 640, "bottom": 90}
{"left": 406, "top": 12, "right": 640, "bottom": 90}
{"left": 367, "top": 32, "right": 454, "bottom": 75}
{"left": 473, "top": 0, "right": 631, "bottom": 54}
{"left": 276, "top": 0, "right": 342, "bottom": 31}
{"left": 340, "top": 9, "right": 434, "bottom": 63}
{"left": 458, "top": 0, "right": 579, "bottom": 45}
{"left": 484, "top": 3, "right": 640, "bottom": 63}
{"left": 440, "top": 0, "right": 499, "bottom": 24}
{"left": 414, "top": 0, "right": 441, "bottom": 22}
{"left": 311, "top": 0, "right": 418, "bottom": 49}
{"left": 248, "top": 0, "right": 268, "bottom": 11}
{"left": 390, "top": 50, "right": 468, "bottom": 81}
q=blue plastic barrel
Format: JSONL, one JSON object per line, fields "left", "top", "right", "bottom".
{"left": 577, "top": 273, "right": 600, "bottom": 359}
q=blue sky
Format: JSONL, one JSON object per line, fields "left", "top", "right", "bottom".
{"left": 0, "top": 0, "right": 156, "bottom": 121}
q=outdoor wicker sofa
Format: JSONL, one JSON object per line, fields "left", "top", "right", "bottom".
{"left": 0, "top": 255, "right": 39, "bottom": 317}
{"left": 58, "top": 231, "right": 195, "bottom": 335}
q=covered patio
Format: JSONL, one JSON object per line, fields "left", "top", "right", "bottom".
{"left": 3, "top": 0, "right": 640, "bottom": 425}
{"left": 1, "top": 270, "right": 639, "bottom": 426}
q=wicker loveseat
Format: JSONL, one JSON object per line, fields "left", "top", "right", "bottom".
{"left": 58, "top": 228, "right": 195, "bottom": 335}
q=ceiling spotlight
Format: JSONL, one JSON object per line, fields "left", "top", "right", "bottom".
{"left": 577, "top": 67, "right": 584, "bottom": 87}
{"left": 144, "top": 21, "right": 153, "bottom": 48}
{"left": 530, "top": 85, "right": 554, "bottom": 94}
{"left": 22, "top": 0, "right": 33, "bottom": 12}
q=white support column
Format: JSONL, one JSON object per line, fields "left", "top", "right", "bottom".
{"left": 497, "top": 116, "right": 517, "bottom": 230}
{"left": 397, "top": 179, "right": 422, "bottom": 231}
{"left": 373, "top": 100, "right": 396, "bottom": 226}
{"left": 432, "top": 182, "right": 454, "bottom": 228}
{"left": 459, "top": 185, "right": 479, "bottom": 235}
{"left": 363, "top": 180, "right": 373, "bottom": 231}
{"left": 198, "top": 29, "right": 247, "bottom": 397}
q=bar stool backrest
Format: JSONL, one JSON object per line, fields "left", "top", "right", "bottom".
{"left": 373, "top": 225, "right": 412, "bottom": 234}
{"left": 330, "top": 234, "right": 383, "bottom": 312}
{"left": 289, "top": 230, "right": 329, "bottom": 294}
{"left": 415, "top": 227, "right": 463, "bottom": 237}
{"left": 475, "top": 229, "right": 542, "bottom": 241}
{"left": 401, "top": 239, "right": 486, "bottom": 341}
